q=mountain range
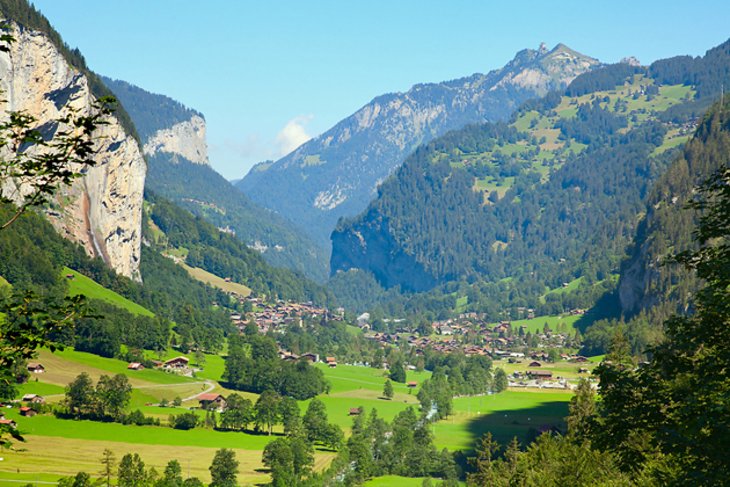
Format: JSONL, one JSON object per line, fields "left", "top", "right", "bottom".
{"left": 236, "top": 43, "right": 600, "bottom": 248}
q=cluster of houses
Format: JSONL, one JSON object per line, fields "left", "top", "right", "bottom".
{"left": 230, "top": 297, "right": 342, "bottom": 334}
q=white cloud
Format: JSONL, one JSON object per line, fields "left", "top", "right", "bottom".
{"left": 276, "top": 115, "right": 313, "bottom": 157}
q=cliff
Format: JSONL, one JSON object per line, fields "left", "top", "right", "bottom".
{"left": 143, "top": 114, "right": 208, "bottom": 165}
{"left": 0, "top": 23, "right": 146, "bottom": 280}
{"left": 238, "top": 43, "right": 600, "bottom": 247}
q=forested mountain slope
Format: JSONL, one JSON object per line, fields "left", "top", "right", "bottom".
{"left": 104, "top": 79, "right": 329, "bottom": 281}
{"left": 332, "top": 39, "right": 730, "bottom": 308}
{"left": 618, "top": 98, "right": 730, "bottom": 320}
{"left": 238, "top": 43, "right": 599, "bottom": 247}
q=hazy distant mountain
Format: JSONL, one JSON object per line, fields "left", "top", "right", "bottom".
{"left": 104, "top": 78, "right": 329, "bottom": 281}
{"left": 237, "top": 43, "right": 600, "bottom": 247}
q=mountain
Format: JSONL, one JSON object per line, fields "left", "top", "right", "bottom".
{"left": 0, "top": 6, "right": 146, "bottom": 280}
{"left": 237, "top": 43, "right": 600, "bottom": 248}
{"left": 103, "top": 78, "right": 330, "bottom": 281}
{"left": 618, "top": 98, "right": 730, "bottom": 320}
{"left": 331, "top": 39, "right": 730, "bottom": 309}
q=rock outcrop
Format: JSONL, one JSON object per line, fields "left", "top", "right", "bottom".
{"left": 143, "top": 114, "right": 209, "bottom": 165}
{"left": 0, "top": 24, "right": 146, "bottom": 280}
{"left": 238, "top": 43, "right": 600, "bottom": 247}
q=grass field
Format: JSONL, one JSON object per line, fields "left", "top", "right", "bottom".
{"left": 63, "top": 267, "right": 154, "bottom": 317}
{"left": 495, "top": 313, "right": 581, "bottom": 334}
{"left": 495, "top": 358, "right": 597, "bottom": 380}
{"left": 432, "top": 390, "right": 571, "bottom": 450}
{"left": 363, "top": 475, "right": 459, "bottom": 486}
{"left": 180, "top": 263, "right": 251, "bottom": 297}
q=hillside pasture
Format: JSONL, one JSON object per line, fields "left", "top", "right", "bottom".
{"left": 63, "top": 267, "right": 154, "bottom": 317}
{"left": 432, "top": 390, "right": 571, "bottom": 450}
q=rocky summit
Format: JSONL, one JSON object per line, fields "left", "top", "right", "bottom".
{"left": 237, "top": 43, "right": 599, "bottom": 248}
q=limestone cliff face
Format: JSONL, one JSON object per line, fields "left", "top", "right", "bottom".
{"left": 0, "top": 24, "right": 146, "bottom": 280}
{"left": 143, "top": 114, "right": 209, "bottom": 165}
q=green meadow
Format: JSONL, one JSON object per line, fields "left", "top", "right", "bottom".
{"left": 63, "top": 267, "right": 154, "bottom": 317}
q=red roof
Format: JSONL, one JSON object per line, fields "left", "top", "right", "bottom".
{"left": 198, "top": 393, "right": 224, "bottom": 402}
{"left": 407, "top": 381, "right": 418, "bottom": 387}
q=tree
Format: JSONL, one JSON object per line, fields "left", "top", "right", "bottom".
{"left": 219, "top": 394, "right": 253, "bottom": 431}
{"left": 170, "top": 411, "right": 198, "bottom": 430}
{"left": 389, "top": 358, "right": 406, "bottom": 383}
{"left": 209, "top": 449, "right": 238, "bottom": 487}
{"left": 58, "top": 472, "right": 92, "bottom": 487}
{"left": 262, "top": 437, "right": 314, "bottom": 487}
{"left": 254, "top": 390, "right": 281, "bottom": 435}
{"left": 566, "top": 378, "right": 596, "bottom": 443}
{"left": 302, "top": 398, "right": 328, "bottom": 443}
{"left": 279, "top": 396, "right": 302, "bottom": 436}
{"left": 383, "top": 380, "right": 394, "bottom": 400}
{"left": 321, "top": 423, "right": 344, "bottom": 451}
{"left": 492, "top": 368, "right": 508, "bottom": 393}
{"left": 158, "top": 459, "right": 183, "bottom": 487}
{"left": 100, "top": 448, "right": 116, "bottom": 487}
{"left": 95, "top": 374, "right": 132, "bottom": 420}
{"left": 65, "top": 372, "right": 94, "bottom": 417}
{"left": 118, "top": 453, "right": 146, "bottom": 487}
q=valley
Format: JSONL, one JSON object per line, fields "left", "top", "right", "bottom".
{"left": 0, "top": 1, "right": 728, "bottom": 485}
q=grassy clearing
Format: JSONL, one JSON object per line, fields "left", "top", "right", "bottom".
{"left": 180, "top": 263, "right": 251, "bottom": 297}
{"left": 495, "top": 358, "right": 597, "bottom": 380}
{"left": 497, "top": 314, "right": 581, "bottom": 334}
{"left": 432, "top": 390, "right": 571, "bottom": 450}
{"left": 36, "top": 348, "right": 194, "bottom": 387}
{"left": 0, "top": 434, "right": 334, "bottom": 484}
{"left": 63, "top": 267, "right": 154, "bottom": 317}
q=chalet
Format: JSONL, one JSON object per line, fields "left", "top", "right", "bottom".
{"left": 282, "top": 353, "right": 300, "bottom": 362}
{"left": 164, "top": 356, "right": 190, "bottom": 369}
{"left": 325, "top": 357, "right": 337, "bottom": 366}
{"left": 127, "top": 362, "right": 145, "bottom": 371}
{"left": 19, "top": 407, "right": 36, "bottom": 417}
{"left": 349, "top": 408, "right": 362, "bottom": 416}
{"left": 328, "top": 361, "right": 338, "bottom": 368}
{"left": 301, "top": 353, "right": 319, "bottom": 363}
{"left": 22, "top": 394, "right": 45, "bottom": 404}
{"left": 529, "top": 361, "right": 542, "bottom": 367}
{"left": 572, "top": 356, "right": 589, "bottom": 363}
{"left": 0, "top": 418, "right": 17, "bottom": 428}
{"left": 407, "top": 381, "right": 418, "bottom": 388}
{"left": 198, "top": 393, "right": 227, "bottom": 411}
{"left": 27, "top": 363, "right": 45, "bottom": 374}
{"left": 526, "top": 370, "right": 553, "bottom": 379}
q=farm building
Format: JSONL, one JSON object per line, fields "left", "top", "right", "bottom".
{"left": 163, "top": 357, "right": 190, "bottom": 369}
{"left": 22, "top": 394, "right": 45, "bottom": 404}
{"left": 127, "top": 362, "right": 145, "bottom": 370}
{"left": 27, "top": 363, "right": 45, "bottom": 373}
{"left": 198, "top": 393, "right": 227, "bottom": 411}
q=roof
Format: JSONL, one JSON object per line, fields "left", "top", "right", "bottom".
{"left": 198, "top": 393, "right": 224, "bottom": 402}
{"left": 165, "top": 356, "right": 189, "bottom": 364}
{"left": 407, "top": 381, "right": 418, "bottom": 386}
{"left": 22, "top": 394, "right": 40, "bottom": 400}
{"left": 27, "top": 362, "right": 44, "bottom": 368}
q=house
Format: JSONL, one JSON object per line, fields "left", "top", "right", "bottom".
{"left": 164, "top": 356, "right": 190, "bottom": 369}
{"left": 328, "top": 361, "right": 338, "bottom": 368}
{"left": 529, "top": 361, "right": 542, "bottom": 367}
{"left": 572, "top": 356, "right": 589, "bottom": 363}
{"left": 301, "top": 353, "right": 319, "bottom": 363}
{"left": 578, "top": 367, "right": 589, "bottom": 374}
{"left": 198, "top": 393, "right": 227, "bottom": 411}
{"left": 127, "top": 362, "right": 145, "bottom": 371}
{"left": 22, "top": 394, "right": 45, "bottom": 404}
{"left": 27, "top": 363, "right": 45, "bottom": 374}
{"left": 19, "top": 407, "right": 37, "bottom": 417}
{"left": 349, "top": 408, "right": 362, "bottom": 416}
{"left": 526, "top": 370, "right": 553, "bottom": 379}
{"left": 0, "top": 418, "right": 17, "bottom": 428}
{"left": 407, "top": 381, "right": 418, "bottom": 388}
{"left": 325, "top": 356, "right": 337, "bottom": 367}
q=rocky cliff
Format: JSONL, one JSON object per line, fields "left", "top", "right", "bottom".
{"left": 104, "top": 77, "right": 330, "bottom": 281}
{"left": 143, "top": 114, "right": 208, "bottom": 165}
{"left": 238, "top": 43, "right": 600, "bottom": 247}
{"left": 0, "top": 23, "right": 146, "bottom": 280}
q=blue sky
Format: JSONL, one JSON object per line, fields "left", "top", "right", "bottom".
{"left": 32, "top": 1, "right": 730, "bottom": 179}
